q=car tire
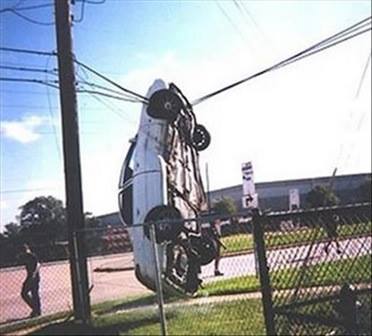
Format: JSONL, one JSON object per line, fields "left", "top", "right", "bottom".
{"left": 144, "top": 205, "right": 183, "bottom": 243}
{"left": 147, "top": 89, "right": 182, "bottom": 123}
{"left": 192, "top": 124, "right": 211, "bottom": 151}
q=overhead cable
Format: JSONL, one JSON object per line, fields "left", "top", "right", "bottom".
{"left": 0, "top": 77, "right": 59, "bottom": 89}
{"left": 1, "top": 8, "right": 54, "bottom": 26}
{"left": 77, "top": 89, "right": 145, "bottom": 103}
{"left": 0, "top": 3, "right": 53, "bottom": 13}
{"left": 75, "top": 60, "right": 148, "bottom": 103}
{"left": 77, "top": 80, "right": 144, "bottom": 102}
{"left": 74, "top": 59, "right": 148, "bottom": 103}
{"left": 1, "top": 187, "right": 59, "bottom": 194}
{"left": 0, "top": 47, "right": 56, "bottom": 56}
{"left": 0, "top": 65, "right": 57, "bottom": 75}
{"left": 76, "top": 68, "right": 137, "bottom": 123}
{"left": 192, "top": 16, "right": 371, "bottom": 106}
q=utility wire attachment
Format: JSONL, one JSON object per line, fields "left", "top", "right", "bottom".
{"left": 74, "top": 59, "right": 149, "bottom": 103}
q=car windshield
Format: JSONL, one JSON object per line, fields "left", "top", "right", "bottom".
{"left": 119, "top": 138, "right": 136, "bottom": 189}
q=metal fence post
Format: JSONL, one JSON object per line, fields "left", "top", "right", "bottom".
{"left": 72, "top": 230, "right": 91, "bottom": 324}
{"left": 149, "top": 222, "right": 168, "bottom": 336}
{"left": 339, "top": 283, "right": 358, "bottom": 335}
{"left": 252, "top": 209, "right": 276, "bottom": 336}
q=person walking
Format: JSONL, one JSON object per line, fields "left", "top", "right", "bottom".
{"left": 211, "top": 218, "right": 224, "bottom": 276}
{"left": 323, "top": 214, "right": 341, "bottom": 254}
{"left": 18, "top": 244, "right": 41, "bottom": 318}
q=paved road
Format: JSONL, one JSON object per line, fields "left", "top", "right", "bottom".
{"left": 0, "top": 254, "right": 149, "bottom": 324}
{"left": 1, "top": 236, "right": 370, "bottom": 324}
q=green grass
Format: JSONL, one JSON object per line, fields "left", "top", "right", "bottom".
{"left": 199, "top": 274, "right": 260, "bottom": 297}
{"left": 272, "top": 254, "right": 372, "bottom": 290}
{"left": 221, "top": 221, "right": 371, "bottom": 256}
{"left": 0, "top": 311, "right": 71, "bottom": 335}
{"left": 92, "top": 293, "right": 157, "bottom": 315}
{"left": 201, "top": 254, "right": 372, "bottom": 297}
{"left": 222, "top": 233, "right": 254, "bottom": 254}
{"left": 0, "top": 294, "right": 158, "bottom": 335}
{"left": 31, "top": 299, "right": 265, "bottom": 335}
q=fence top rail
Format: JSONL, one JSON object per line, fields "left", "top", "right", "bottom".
{"left": 74, "top": 209, "right": 257, "bottom": 233}
{"left": 73, "top": 203, "right": 371, "bottom": 233}
{"left": 264, "top": 202, "right": 371, "bottom": 219}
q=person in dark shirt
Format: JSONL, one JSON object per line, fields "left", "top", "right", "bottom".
{"left": 211, "top": 219, "right": 224, "bottom": 276}
{"left": 323, "top": 214, "right": 341, "bottom": 254}
{"left": 18, "top": 244, "right": 41, "bottom": 318}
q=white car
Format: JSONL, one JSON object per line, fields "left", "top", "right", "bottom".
{"left": 119, "top": 79, "right": 217, "bottom": 295}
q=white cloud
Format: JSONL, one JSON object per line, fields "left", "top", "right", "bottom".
{"left": 0, "top": 200, "right": 7, "bottom": 210}
{"left": 0, "top": 115, "right": 46, "bottom": 144}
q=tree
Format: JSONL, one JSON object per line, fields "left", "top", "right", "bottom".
{"left": 211, "top": 197, "right": 237, "bottom": 217}
{"left": 19, "top": 196, "right": 67, "bottom": 245}
{"left": 4, "top": 222, "right": 21, "bottom": 238}
{"left": 306, "top": 185, "right": 339, "bottom": 208}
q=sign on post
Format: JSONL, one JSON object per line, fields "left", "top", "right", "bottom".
{"left": 241, "top": 161, "right": 258, "bottom": 209}
{"left": 242, "top": 161, "right": 259, "bottom": 277}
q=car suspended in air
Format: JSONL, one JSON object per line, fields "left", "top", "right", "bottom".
{"left": 118, "top": 79, "right": 217, "bottom": 295}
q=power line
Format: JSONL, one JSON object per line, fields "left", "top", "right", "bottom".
{"left": 0, "top": 3, "right": 53, "bottom": 13}
{"left": 0, "top": 77, "right": 144, "bottom": 103}
{"left": 0, "top": 47, "right": 56, "bottom": 56}
{"left": 1, "top": 8, "right": 54, "bottom": 26}
{"left": 355, "top": 52, "right": 371, "bottom": 99}
{"left": 192, "top": 16, "right": 371, "bottom": 106}
{"left": 74, "top": 59, "right": 149, "bottom": 103}
{"left": 0, "top": 77, "right": 59, "bottom": 89}
{"left": 73, "top": 0, "right": 86, "bottom": 23}
{"left": 45, "top": 54, "right": 63, "bottom": 163}
{"left": 76, "top": 80, "right": 144, "bottom": 102}
{"left": 337, "top": 51, "right": 371, "bottom": 171}
{"left": 234, "top": 0, "right": 276, "bottom": 50}
{"left": 79, "top": 0, "right": 106, "bottom": 4}
{"left": 77, "top": 89, "right": 145, "bottom": 103}
{"left": 0, "top": 65, "right": 57, "bottom": 75}
{"left": 215, "top": 1, "right": 249, "bottom": 44}
{"left": 75, "top": 67, "right": 138, "bottom": 124}
{"left": 1, "top": 187, "right": 60, "bottom": 194}
{"left": 0, "top": 89, "right": 59, "bottom": 96}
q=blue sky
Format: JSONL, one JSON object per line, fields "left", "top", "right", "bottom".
{"left": 0, "top": 0, "right": 371, "bottom": 230}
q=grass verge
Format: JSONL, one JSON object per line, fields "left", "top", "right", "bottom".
{"left": 221, "top": 221, "right": 371, "bottom": 255}
{"left": 201, "top": 254, "right": 372, "bottom": 297}
{"left": 30, "top": 298, "right": 265, "bottom": 336}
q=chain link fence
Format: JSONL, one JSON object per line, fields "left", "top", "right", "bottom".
{"left": 0, "top": 233, "right": 73, "bottom": 324}
{"left": 260, "top": 203, "right": 372, "bottom": 335}
{"left": 1, "top": 203, "right": 370, "bottom": 335}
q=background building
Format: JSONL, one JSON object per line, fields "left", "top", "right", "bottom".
{"left": 210, "top": 173, "right": 371, "bottom": 212}
{"left": 98, "top": 172, "right": 371, "bottom": 226}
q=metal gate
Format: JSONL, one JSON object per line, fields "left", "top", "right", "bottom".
{"left": 253, "top": 203, "right": 372, "bottom": 335}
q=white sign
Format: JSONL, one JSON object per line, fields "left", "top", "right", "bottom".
{"left": 289, "top": 188, "right": 300, "bottom": 210}
{"left": 242, "top": 194, "right": 258, "bottom": 209}
{"left": 241, "top": 161, "right": 258, "bottom": 208}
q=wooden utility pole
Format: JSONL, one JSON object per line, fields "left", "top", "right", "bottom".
{"left": 54, "top": 0, "right": 91, "bottom": 322}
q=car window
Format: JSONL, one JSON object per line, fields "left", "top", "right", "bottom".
{"left": 119, "top": 139, "right": 136, "bottom": 188}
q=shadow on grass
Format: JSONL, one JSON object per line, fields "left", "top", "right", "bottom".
{"left": 95, "top": 293, "right": 183, "bottom": 316}
{"left": 30, "top": 312, "right": 176, "bottom": 335}
{"left": 94, "top": 294, "right": 157, "bottom": 315}
{"left": 30, "top": 321, "right": 118, "bottom": 336}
